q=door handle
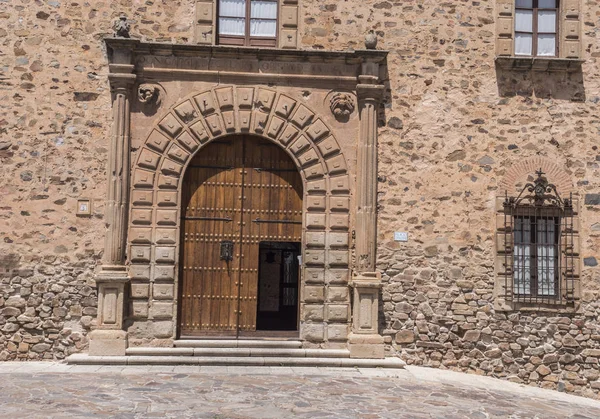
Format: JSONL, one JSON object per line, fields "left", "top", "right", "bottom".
{"left": 220, "top": 240, "right": 234, "bottom": 261}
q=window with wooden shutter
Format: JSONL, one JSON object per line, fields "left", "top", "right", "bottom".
{"left": 195, "top": 1, "right": 299, "bottom": 49}
{"left": 218, "top": 0, "right": 278, "bottom": 47}
{"left": 495, "top": 0, "right": 582, "bottom": 64}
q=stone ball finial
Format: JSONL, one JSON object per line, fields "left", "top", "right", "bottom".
{"left": 365, "top": 30, "right": 377, "bottom": 50}
{"left": 114, "top": 15, "right": 131, "bottom": 38}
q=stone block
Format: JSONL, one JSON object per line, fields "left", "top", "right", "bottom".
{"left": 327, "top": 304, "right": 349, "bottom": 322}
{"left": 349, "top": 334, "right": 384, "bottom": 359}
{"left": 301, "top": 323, "right": 324, "bottom": 342}
{"left": 303, "top": 304, "right": 324, "bottom": 321}
{"left": 327, "top": 286, "right": 349, "bottom": 303}
{"left": 304, "top": 286, "right": 325, "bottom": 303}
{"left": 130, "top": 283, "right": 150, "bottom": 299}
{"left": 151, "top": 321, "right": 175, "bottom": 339}
{"left": 131, "top": 301, "right": 149, "bottom": 318}
{"left": 88, "top": 330, "right": 127, "bottom": 356}
{"left": 304, "top": 268, "right": 325, "bottom": 284}
{"left": 153, "top": 284, "right": 174, "bottom": 300}
{"left": 146, "top": 129, "right": 170, "bottom": 153}
{"left": 150, "top": 302, "right": 174, "bottom": 319}
{"left": 327, "top": 324, "right": 349, "bottom": 341}
{"left": 325, "top": 269, "right": 349, "bottom": 285}
{"left": 279, "top": 124, "right": 299, "bottom": 145}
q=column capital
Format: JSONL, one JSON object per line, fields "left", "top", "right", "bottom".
{"left": 108, "top": 72, "right": 137, "bottom": 92}
{"left": 357, "top": 82, "right": 385, "bottom": 103}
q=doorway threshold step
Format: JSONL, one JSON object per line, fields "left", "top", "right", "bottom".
{"left": 66, "top": 354, "right": 406, "bottom": 368}
{"left": 175, "top": 339, "right": 303, "bottom": 349}
{"left": 126, "top": 347, "right": 350, "bottom": 358}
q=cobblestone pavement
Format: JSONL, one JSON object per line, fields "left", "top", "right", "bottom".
{"left": 0, "top": 363, "right": 599, "bottom": 418}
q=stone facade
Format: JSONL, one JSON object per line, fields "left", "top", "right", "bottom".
{"left": 1, "top": 0, "right": 600, "bottom": 398}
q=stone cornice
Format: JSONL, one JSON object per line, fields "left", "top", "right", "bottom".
{"left": 104, "top": 38, "right": 388, "bottom": 66}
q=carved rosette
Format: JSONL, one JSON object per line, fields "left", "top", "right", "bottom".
{"left": 329, "top": 93, "right": 356, "bottom": 120}
{"left": 138, "top": 84, "right": 161, "bottom": 105}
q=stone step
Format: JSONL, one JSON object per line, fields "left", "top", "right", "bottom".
{"left": 126, "top": 347, "right": 350, "bottom": 358}
{"left": 174, "top": 339, "right": 303, "bottom": 349}
{"left": 66, "top": 354, "right": 406, "bottom": 368}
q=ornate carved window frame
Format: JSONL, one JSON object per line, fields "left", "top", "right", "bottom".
{"left": 495, "top": 0, "right": 584, "bottom": 72}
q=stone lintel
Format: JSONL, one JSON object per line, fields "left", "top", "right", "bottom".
{"left": 104, "top": 37, "right": 389, "bottom": 66}
{"left": 88, "top": 329, "right": 128, "bottom": 356}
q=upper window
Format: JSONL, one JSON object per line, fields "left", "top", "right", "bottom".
{"left": 218, "top": 0, "right": 278, "bottom": 47}
{"left": 515, "top": 0, "right": 559, "bottom": 57}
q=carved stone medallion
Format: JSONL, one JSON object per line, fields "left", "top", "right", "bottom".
{"left": 329, "top": 92, "right": 356, "bottom": 121}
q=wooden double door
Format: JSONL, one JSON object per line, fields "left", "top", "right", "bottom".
{"left": 179, "top": 136, "right": 303, "bottom": 337}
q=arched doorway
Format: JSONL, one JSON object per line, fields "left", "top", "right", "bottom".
{"left": 178, "top": 136, "right": 303, "bottom": 338}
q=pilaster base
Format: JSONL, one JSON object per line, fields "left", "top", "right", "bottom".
{"left": 348, "top": 333, "right": 384, "bottom": 359}
{"left": 88, "top": 329, "right": 128, "bottom": 356}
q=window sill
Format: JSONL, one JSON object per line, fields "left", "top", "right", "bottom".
{"left": 495, "top": 57, "right": 584, "bottom": 73}
{"left": 494, "top": 298, "right": 581, "bottom": 314}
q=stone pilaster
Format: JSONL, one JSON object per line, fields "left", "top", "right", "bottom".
{"left": 89, "top": 41, "right": 136, "bottom": 356}
{"left": 355, "top": 75, "right": 384, "bottom": 274}
{"left": 350, "top": 67, "right": 385, "bottom": 358}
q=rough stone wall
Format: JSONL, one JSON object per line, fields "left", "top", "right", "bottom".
{"left": 0, "top": 1, "right": 195, "bottom": 360}
{"left": 319, "top": 0, "right": 599, "bottom": 399}
{"left": 1, "top": 0, "right": 600, "bottom": 399}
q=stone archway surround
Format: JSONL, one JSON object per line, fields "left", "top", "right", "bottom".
{"left": 127, "top": 86, "right": 353, "bottom": 347}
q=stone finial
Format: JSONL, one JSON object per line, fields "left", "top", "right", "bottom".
{"left": 365, "top": 30, "right": 377, "bottom": 50}
{"left": 114, "top": 15, "right": 131, "bottom": 38}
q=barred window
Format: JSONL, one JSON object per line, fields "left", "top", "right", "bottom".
{"left": 502, "top": 170, "right": 577, "bottom": 305}
{"left": 218, "top": 0, "right": 278, "bottom": 47}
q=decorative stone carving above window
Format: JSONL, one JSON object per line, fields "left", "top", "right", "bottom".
{"left": 495, "top": 0, "right": 584, "bottom": 71}
{"left": 194, "top": 0, "right": 299, "bottom": 49}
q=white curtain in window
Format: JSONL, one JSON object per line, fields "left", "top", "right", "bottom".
{"left": 538, "top": 10, "right": 556, "bottom": 33}
{"left": 515, "top": 10, "right": 533, "bottom": 32}
{"left": 251, "top": 1, "right": 277, "bottom": 19}
{"left": 515, "top": 33, "right": 533, "bottom": 55}
{"left": 537, "top": 219, "right": 557, "bottom": 296}
{"left": 516, "top": 0, "right": 533, "bottom": 8}
{"left": 537, "top": 34, "right": 556, "bottom": 56}
{"left": 514, "top": 218, "right": 532, "bottom": 295}
{"left": 250, "top": 19, "right": 277, "bottom": 37}
{"left": 514, "top": 244, "right": 532, "bottom": 295}
{"left": 219, "top": 17, "right": 245, "bottom": 36}
{"left": 539, "top": 0, "right": 556, "bottom": 8}
{"left": 220, "top": 0, "right": 246, "bottom": 17}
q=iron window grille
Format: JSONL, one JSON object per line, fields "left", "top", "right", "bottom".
{"left": 503, "top": 170, "right": 576, "bottom": 305}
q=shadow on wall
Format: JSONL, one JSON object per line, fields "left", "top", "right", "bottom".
{"left": 495, "top": 68, "right": 586, "bottom": 101}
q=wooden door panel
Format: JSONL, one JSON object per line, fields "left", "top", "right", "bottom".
{"left": 180, "top": 140, "right": 243, "bottom": 336}
{"left": 179, "top": 136, "right": 303, "bottom": 336}
{"left": 239, "top": 139, "right": 303, "bottom": 332}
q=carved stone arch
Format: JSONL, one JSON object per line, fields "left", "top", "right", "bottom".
{"left": 499, "top": 157, "right": 575, "bottom": 197}
{"left": 128, "top": 86, "right": 352, "bottom": 343}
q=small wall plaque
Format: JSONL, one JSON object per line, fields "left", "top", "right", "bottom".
{"left": 77, "top": 199, "right": 92, "bottom": 216}
{"left": 394, "top": 232, "right": 408, "bottom": 242}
